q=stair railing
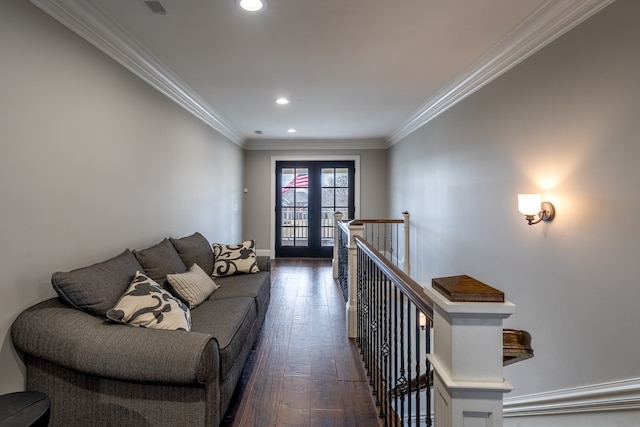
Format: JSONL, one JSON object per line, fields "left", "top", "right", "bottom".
{"left": 334, "top": 212, "right": 410, "bottom": 337}
{"left": 356, "top": 235, "right": 434, "bottom": 426}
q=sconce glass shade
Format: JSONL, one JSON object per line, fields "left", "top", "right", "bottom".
{"left": 518, "top": 193, "right": 555, "bottom": 225}
{"left": 518, "top": 194, "right": 542, "bottom": 216}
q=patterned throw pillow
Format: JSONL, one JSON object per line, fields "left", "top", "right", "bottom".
{"left": 212, "top": 240, "right": 260, "bottom": 277}
{"left": 167, "top": 263, "right": 219, "bottom": 309}
{"left": 107, "top": 271, "right": 191, "bottom": 331}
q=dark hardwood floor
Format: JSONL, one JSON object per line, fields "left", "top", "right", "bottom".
{"left": 221, "top": 258, "right": 380, "bottom": 427}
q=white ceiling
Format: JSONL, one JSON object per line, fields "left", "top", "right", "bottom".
{"left": 30, "top": 0, "right": 612, "bottom": 148}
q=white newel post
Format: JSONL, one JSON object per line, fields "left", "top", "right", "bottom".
{"left": 424, "top": 275, "right": 516, "bottom": 427}
{"left": 402, "top": 211, "right": 410, "bottom": 275}
{"left": 332, "top": 211, "right": 343, "bottom": 279}
{"left": 346, "top": 220, "right": 363, "bottom": 338}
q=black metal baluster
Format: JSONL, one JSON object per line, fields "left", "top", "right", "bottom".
{"left": 406, "top": 301, "right": 412, "bottom": 425}
{"left": 391, "top": 285, "right": 397, "bottom": 426}
{"left": 415, "top": 307, "right": 421, "bottom": 426}
{"left": 398, "top": 293, "right": 406, "bottom": 425}
{"left": 361, "top": 253, "right": 369, "bottom": 373}
{"left": 426, "top": 320, "right": 432, "bottom": 427}
{"left": 369, "top": 261, "right": 375, "bottom": 390}
{"left": 365, "top": 256, "right": 372, "bottom": 379}
{"left": 357, "top": 247, "right": 364, "bottom": 352}
{"left": 380, "top": 273, "right": 389, "bottom": 423}
{"left": 372, "top": 264, "right": 380, "bottom": 406}
{"left": 358, "top": 248, "right": 362, "bottom": 350}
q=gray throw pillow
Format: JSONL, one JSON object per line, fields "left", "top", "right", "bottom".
{"left": 107, "top": 271, "right": 191, "bottom": 331}
{"left": 167, "top": 263, "right": 219, "bottom": 309}
{"left": 51, "top": 249, "right": 143, "bottom": 316}
{"left": 170, "top": 232, "right": 214, "bottom": 277}
{"left": 134, "top": 238, "right": 187, "bottom": 287}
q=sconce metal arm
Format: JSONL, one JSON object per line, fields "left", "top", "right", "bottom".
{"left": 526, "top": 201, "right": 555, "bottom": 225}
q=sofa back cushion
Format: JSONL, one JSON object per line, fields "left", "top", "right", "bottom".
{"left": 134, "top": 238, "right": 187, "bottom": 288}
{"left": 51, "top": 249, "right": 143, "bottom": 316}
{"left": 170, "top": 232, "right": 214, "bottom": 277}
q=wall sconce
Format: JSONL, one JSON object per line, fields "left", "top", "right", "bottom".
{"left": 517, "top": 194, "right": 555, "bottom": 225}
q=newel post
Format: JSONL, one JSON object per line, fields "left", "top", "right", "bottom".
{"left": 402, "top": 211, "right": 410, "bottom": 275}
{"left": 424, "top": 275, "right": 515, "bottom": 427}
{"left": 332, "top": 211, "right": 343, "bottom": 279}
{"left": 346, "top": 220, "right": 364, "bottom": 338}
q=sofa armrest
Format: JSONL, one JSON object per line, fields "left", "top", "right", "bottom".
{"left": 12, "top": 298, "right": 218, "bottom": 385}
{"left": 257, "top": 255, "right": 271, "bottom": 272}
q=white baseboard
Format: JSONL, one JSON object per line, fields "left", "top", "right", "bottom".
{"left": 399, "top": 378, "right": 640, "bottom": 424}
{"left": 503, "top": 377, "right": 640, "bottom": 417}
{"left": 255, "top": 249, "right": 272, "bottom": 258}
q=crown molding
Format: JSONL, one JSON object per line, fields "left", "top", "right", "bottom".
{"left": 29, "top": 0, "right": 246, "bottom": 147}
{"left": 30, "top": 0, "right": 613, "bottom": 149}
{"left": 243, "top": 138, "right": 388, "bottom": 151}
{"left": 386, "top": 0, "right": 615, "bottom": 146}
{"left": 503, "top": 376, "right": 640, "bottom": 417}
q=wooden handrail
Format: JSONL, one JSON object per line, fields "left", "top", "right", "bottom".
{"left": 354, "top": 234, "right": 433, "bottom": 322}
{"left": 387, "top": 328, "right": 534, "bottom": 398}
{"left": 357, "top": 219, "right": 404, "bottom": 224}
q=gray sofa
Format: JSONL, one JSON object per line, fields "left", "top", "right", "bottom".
{"left": 11, "top": 232, "right": 271, "bottom": 427}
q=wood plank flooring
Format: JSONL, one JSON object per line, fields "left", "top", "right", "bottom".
{"left": 220, "top": 258, "right": 380, "bottom": 427}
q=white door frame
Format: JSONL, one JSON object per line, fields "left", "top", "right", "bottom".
{"left": 269, "top": 155, "right": 360, "bottom": 258}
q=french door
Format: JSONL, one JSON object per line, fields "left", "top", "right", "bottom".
{"left": 275, "top": 161, "right": 355, "bottom": 258}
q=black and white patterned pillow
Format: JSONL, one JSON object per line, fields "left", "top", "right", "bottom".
{"left": 212, "top": 240, "right": 260, "bottom": 277}
{"left": 107, "top": 271, "right": 191, "bottom": 331}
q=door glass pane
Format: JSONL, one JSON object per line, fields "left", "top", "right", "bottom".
{"left": 335, "top": 168, "right": 348, "bottom": 187}
{"left": 281, "top": 227, "right": 294, "bottom": 246}
{"left": 321, "top": 168, "right": 339, "bottom": 247}
{"left": 335, "top": 188, "right": 348, "bottom": 207}
{"left": 321, "top": 187, "right": 335, "bottom": 207}
{"left": 321, "top": 208, "right": 335, "bottom": 246}
{"left": 281, "top": 168, "right": 294, "bottom": 194}
{"left": 295, "top": 210, "right": 308, "bottom": 246}
{"left": 321, "top": 168, "right": 335, "bottom": 186}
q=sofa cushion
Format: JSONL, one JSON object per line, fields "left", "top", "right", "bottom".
{"left": 167, "top": 263, "right": 219, "bottom": 309}
{"left": 134, "top": 238, "right": 187, "bottom": 287}
{"left": 107, "top": 271, "right": 191, "bottom": 331}
{"left": 190, "top": 297, "right": 256, "bottom": 380}
{"left": 212, "top": 240, "right": 259, "bottom": 277}
{"left": 171, "top": 232, "right": 215, "bottom": 277}
{"left": 51, "top": 249, "right": 143, "bottom": 316}
{"left": 212, "top": 271, "right": 270, "bottom": 316}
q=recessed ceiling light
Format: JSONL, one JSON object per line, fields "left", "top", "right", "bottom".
{"left": 238, "top": 0, "right": 266, "bottom": 12}
{"left": 287, "top": 128, "right": 297, "bottom": 133}
{"left": 275, "top": 97, "right": 290, "bottom": 105}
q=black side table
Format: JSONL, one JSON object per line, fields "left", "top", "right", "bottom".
{"left": 0, "top": 391, "right": 50, "bottom": 427}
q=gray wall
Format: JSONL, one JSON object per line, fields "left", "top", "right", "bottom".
{"left": 0, "top": 1, "right": 243, "bottom": 393}
{"left": 389, "top": 0, "right": 639, "bottom": 404}
{"left": 243, "top": 147, "right": 388, "bottom": 252}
